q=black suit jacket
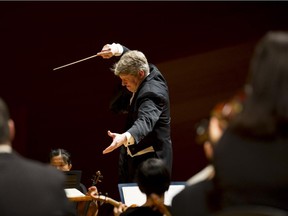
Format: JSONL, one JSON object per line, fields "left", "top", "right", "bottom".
{"left": 171, "top": 179, "right": 218, "bottom": 216}
{"left": 128, "top": 62, "right": 172, "bottom": 165}
{"left": 0, "top": 151, "right": 75, "bottom": 216}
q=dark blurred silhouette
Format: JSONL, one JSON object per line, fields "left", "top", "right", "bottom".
{"left": 171, "top": 31, "right": 288, "bottom": 216}
{"left": 0, "top": 97, "right": 75, "bottom": 216}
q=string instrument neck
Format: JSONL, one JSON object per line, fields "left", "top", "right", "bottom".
{"left": 91, "top": 194, "right": 121, "bottom": 207}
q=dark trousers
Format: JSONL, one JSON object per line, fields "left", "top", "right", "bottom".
{"left": 118, "top": 146, "right": 157, "bottom": 183}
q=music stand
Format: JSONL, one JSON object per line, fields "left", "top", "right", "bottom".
{"left": 118, "top": 181, "right": 186, "bottom": 206}
{"left": 64, "top": 170, "right": 82, "bottom": 189}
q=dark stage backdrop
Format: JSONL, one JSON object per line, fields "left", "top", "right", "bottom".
{"left": 1, "top": 2, "right": 288, "bottom": 214}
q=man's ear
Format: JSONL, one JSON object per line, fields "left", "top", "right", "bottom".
{"left": 8, "top": 119, "right": 15, "bottom": 141}
{"left": 138, "top": 70, "right": 145, "bottom": 78}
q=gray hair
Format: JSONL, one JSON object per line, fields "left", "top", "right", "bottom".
{"left": 112, "top": 50, "right": 149, "bottom": 76}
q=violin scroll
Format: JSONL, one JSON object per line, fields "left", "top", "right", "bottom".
{"left": 91, "top": 171, "right": 103, "bottom": 186}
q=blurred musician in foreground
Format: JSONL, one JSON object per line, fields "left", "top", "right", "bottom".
{"left": 187, "top": 91, "right": 244, "bottom": 185}
{"left": 0, "top": 97, "right": 75, "bottom": 216}
{"left": 113, "top": 158, "right": 171, "bottom": 216}
{"left": 172, "top": 31, "right": 288, "bottom": 216}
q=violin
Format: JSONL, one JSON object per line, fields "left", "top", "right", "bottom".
{"left": 73, "top": 171, "right": 103, "bottom": 216}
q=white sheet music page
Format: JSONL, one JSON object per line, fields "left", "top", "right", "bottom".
{"left": 122, "top": 186, "right": 146, "bottom": 206}
{"left": 64, "top": 188, "right": 86, "bottom": 198}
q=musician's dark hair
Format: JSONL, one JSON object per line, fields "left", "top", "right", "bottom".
{"left": 135, "top": 158, "right": 170, "bottom": 196}
{"left": 49, "top": 148, "right": 72, "bottom": 165}
{"left": 230, "top": 31, "right": 288, "bottom": 139}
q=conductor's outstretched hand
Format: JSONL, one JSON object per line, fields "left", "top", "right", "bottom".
{"left": 102, "top": 130, "right": 127, "bottom": 154}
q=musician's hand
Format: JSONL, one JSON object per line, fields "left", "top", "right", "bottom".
{"left": 103, "top": 130, "right": 126, "bottom": 154}
{"left": 113, "top": 202, "right": 127, "bottom": 216}
{"left": 97, "top": 43, "right": 122, "bottom": 59}
{"left": 87, "top": 186, "right": 98, "bottom": 197}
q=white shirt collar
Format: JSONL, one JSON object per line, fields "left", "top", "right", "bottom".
{"left": 0, "top": 144, "right": 12, "bottom": 153}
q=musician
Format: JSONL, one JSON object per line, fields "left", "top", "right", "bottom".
{"left": 97, "top": 43, "right": 173, "bottom": 183}
{"left": 172, "top": 31, "right": 288, "bottom": 216}
{"left": 49, "top": 148, "right": 87, "bottom": 193}
{"left": 50, "top": 148, "right": 72, "bottom": 171}
{"left": 187, "top": 92, "right": 244, "bottom": 185}
{"left": 113, "top": 158, "right": 171, "bottom": 216}
{"left": 171, "top": 93, "right": 244, "bottom": 216}
{"left": 49, "top": 148, "right": 94, "bottom": 216}
{"left": 0, "top": 97, "right": 75, "bottom": 216}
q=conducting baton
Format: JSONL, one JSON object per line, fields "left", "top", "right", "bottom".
{"left": 53, "top": 53, "right": 100, "bottom": 71}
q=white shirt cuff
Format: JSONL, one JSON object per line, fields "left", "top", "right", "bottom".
{"left": 111, "top": 43, "right": 123, "bottom": 56}
{"left": 0, "top": 144, "right": 12, "bottom": 153}
{"left": 123, "top": 132, "right": 135, "bottom": 147}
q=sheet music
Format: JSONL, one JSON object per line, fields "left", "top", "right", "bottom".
{"left": 119, "top": 182, "right": 186, "bottom": 206}
{"left": 64, "top": 188, "right": 86, "bottom": 198}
